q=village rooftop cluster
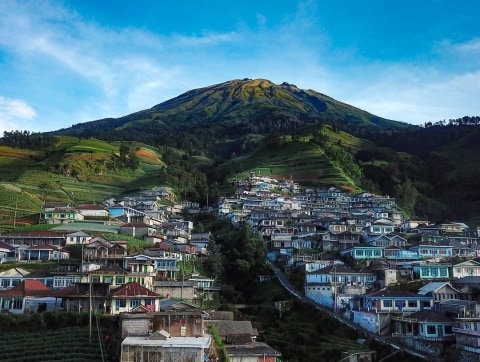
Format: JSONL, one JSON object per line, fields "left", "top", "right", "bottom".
{"left": 219, "top": 172, "right": 480, "bottom": 359}
{"left": 1, "top": 172, "right": 480, "bottom": 359}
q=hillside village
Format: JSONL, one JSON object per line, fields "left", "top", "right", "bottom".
{"left": 1, "top": 172, "right": 480, "bottom": 360}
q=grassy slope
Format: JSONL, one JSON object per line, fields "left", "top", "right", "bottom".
{"left": 225, "top": 126, "right": 371, "bottom": 188}
{"left": 0, "top": 136, "right": 166, "bottom": 232}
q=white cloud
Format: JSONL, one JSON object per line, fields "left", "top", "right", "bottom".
{"left": 0, "top": 96, "right": 37, "bottom": 134}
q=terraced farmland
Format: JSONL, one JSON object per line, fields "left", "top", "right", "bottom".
{"left": 0, "top": 326, "right": 109, "bottom": 362}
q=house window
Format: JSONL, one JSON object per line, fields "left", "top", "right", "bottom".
{"left": 395, "top": 300, "right": 404, "bottom": 309}
{"left": 130, "top": 299, "right": 141, "bottom": 309}
{"left": 115, "top": 299, "right": 126, "bottom": 310}
{"left": 408, "top": 300, "right": 416, "bottom": 308}
{"left": 383, "top": 300, "right": 392, "bottom": 308}
{"left": 145, "top": 299, "right": 155, "bottom": 306}
{"left": 103, "top": 276, "right": 113, "bottom": 284}
{"left": 1, "top": 279, "right": 9, "bottom": 288}
{"left": 444, "top": 325, "right": 453, "bottom": 335}
{"left": 91, "top": 276, "right": 100, "bottom": 283}
{"left": 12, "top": 298, "right": 23, "bottom": 310}
{"left": 440, "top": 269, "right": 448, "bottom": 277}
{"left": 365, "top": 250, "right": 373, "bottom": 257}
{"left": 115, "top": 276, "right": 125, "bottom": 285}
{"left": 12, "top": 279, "right": 21, "bottom": 286}
{"left": 426, "top": 325, "right": 436, "bottom": 335}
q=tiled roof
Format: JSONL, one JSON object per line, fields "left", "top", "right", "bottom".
{"left": 0, "top": 280, "right": 52, "bottom": 297}
{"left": 93, "top": 264, "right": 128, "bottom": 275}
{"left": 111, "top": 282, "right": 159, "bottom": 297}
{"left": 76, "top": 204, "right": 106, "bottom": 210}
{"left": 204, "top": 320, "right": 257, "bottom": 338}
{"left": 1, "top": 231, "right": 63, "bottom": 237}
{"left": 0, "top": 240, "right": 15, "bottom": 250}
{"left": 27, "top": 244, "right": 59, "bottom": 250}
{"left": 364, "top": 289, "right": 428, "bottom": 298}
{"left": 52, "top": 285, "right": 76, "bottom": 297}
{"left": 309, "top": 265, "right": 373, "bottom": 275}
{"left": 408, "top": 310, "right": 453, "bottom": 323}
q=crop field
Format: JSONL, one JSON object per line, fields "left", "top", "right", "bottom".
{"left": 0, "top": 185, "right": 41, "bottom": 231}
{"left": 0, "top": 326, "right": 110, "bottom": 362}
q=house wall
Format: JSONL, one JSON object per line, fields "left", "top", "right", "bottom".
{"left": 154, "top": 286, "right": 195, "bottom": 300}
{"left": 305, "top": 284, "right": 334, "bottom": 308}
{"left": 352, "top": 311, "right": 377, "bottom": 333}
{"left": 230, "top": 357, "right": 276, "bottom": 362}
{"left": 121, "top": 345, "right": 203, "bottom": 362}
{"left": 152, "top": 314, "right": 204, "bottom": 337}
{"left": 122, "top": 317, "right": 151, "bottom": 337}
{"left": 392, "top": 335, "right": 446, "bottom": 357}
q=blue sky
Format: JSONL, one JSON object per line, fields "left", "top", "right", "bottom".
{"left": 1, "top": 0, "right": 480, "bottom": 134}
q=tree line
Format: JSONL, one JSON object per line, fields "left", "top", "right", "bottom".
{"left": 1, "top": 130, "right": 56, "bottom": 148}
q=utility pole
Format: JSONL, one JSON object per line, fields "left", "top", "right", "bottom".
{"left": 13, "top": 196, "right": 18, "bottom": 228}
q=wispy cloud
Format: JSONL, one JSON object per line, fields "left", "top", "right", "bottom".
{"left": 0, "top": 0, "right": 479, "bottom": 131}
{"left": 0, "top": 97, "right": 37, "bottom": 134}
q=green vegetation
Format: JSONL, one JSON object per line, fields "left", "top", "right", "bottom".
{"left": 0, "top": 312, "right": 112, "bottom": 362}
{"left": 1, "top": 79, "right": 480, "bottom": 228}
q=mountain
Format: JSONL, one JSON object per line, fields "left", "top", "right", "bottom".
{"left": 1, "top": 79, "right": 480, "bottom": 231}
{"left": 56, "top": 78, "right": 411, "bottom": 147}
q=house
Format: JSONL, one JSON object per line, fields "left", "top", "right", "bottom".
{"left": 64, "top": 231, "right": 92, "bottom": 246}
{"left": 0, "top": 240, "right": 16, "bottom": 262}
{"left": 110, "top": 281, "right": 161, "bottom": 314}
{"left": 391, "top": 310, "right": 455, "bottom": 356}
{"left": 120, "top": 222, "right": 156, "bottom": 238}
{"left": 336, "top": 231, "right": 361, "bottom": 250}
{"left": 188, "top": 273, "right": 221, "bottom": 306}
{"left": 75, "top": 203, "right": 109, "bottom": 218}
{"left": 383, "top": 245, "right": 418, "bottom": 261}
{"left": 0, "top": 280, "right": 60, "bottom": 314}
{"left": 123, "top": 249, "right": 178, "bottom": 282}
{"left": 305, "top": 264, "right": 376, "bottom": 309}
{"left": 452, "top": 260, "right": 480, "bottom": 279}
{"left": 414, "top": 263, "right": 451, "bottom": 280}
{"left": 120, "top": 332, "right": 212, "bottom": 362}
{"left": 369, "top": 234, "right": 407, "bottom": 247}
{"left": 368, "top": 261, "right": 412, "bottom": 287}
{"left": 451, "top": 276, "right": 480, "bottom": 301}
{"left": 0, "top": 231, "right": 65, "bottom": 247}
{"left": 53, "top": 282, "right": 111, "bottom": 313}
{"left": 339, "top": 245, "right": 384, "bottom": 262}
{"left": 417, "top": 282, "right": 460, "bottom": 306}
{"left": 409, "top": 243, "right": 454, "bottom": 260}
{"left": 362, "top": 223, "right": 396, "bottom": 242}
{"left": 154, "top": 280, "right": 195, "bottom": 300}
{"left": 0, "top": 267, "right": 30, "bottom": 289}
{"left": 446, "top": 300, "right": 480, "bottom": 355}
{"left": 23, "top": 244, "right": 70, "bottom": 261}
{"left": 120, "top": 301, "right": 211, "bottom": 362}
{"left": 51, "top": 263, "right": 84, "bottom": 289}
{"left": 44, "top": 205, "right": 84, "bottom": 224}
{"left": 83, "top": 237, "right": 128, "bottom": 263}
{"left": 89, "top": 264, "right": 128, "bottom": 290}
{"left": 225, "top": 342, "right": 282, "bottom": 362}
{"left": 355, "top": 289, "right": 434, "bottom": 313}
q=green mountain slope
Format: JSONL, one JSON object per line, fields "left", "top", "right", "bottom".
{"left": 1, "top": 79, "right": 480, "bottom": 228}
{"left": 55, "top": 79, "right": 410, "bottom": 149}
